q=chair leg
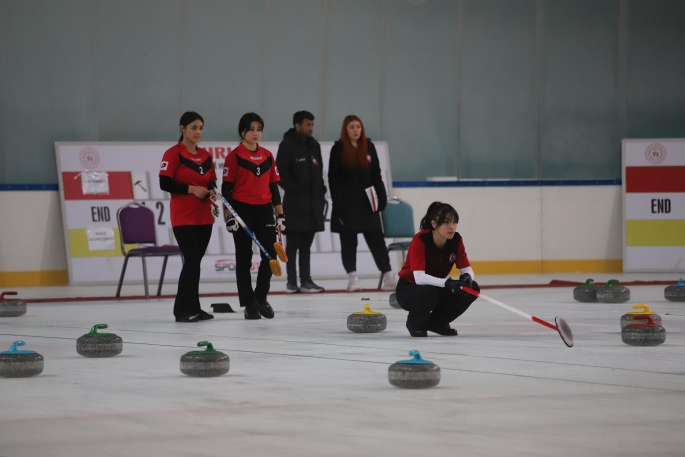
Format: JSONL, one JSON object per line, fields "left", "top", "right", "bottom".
{"left": 141, "top": 256, "right": 150, "bottom": 300}
{"left": 157, "top": 256, "right": 169, "bottom": 296}
{"left": 116, "top": 256, "right": 130, "bottom": 297}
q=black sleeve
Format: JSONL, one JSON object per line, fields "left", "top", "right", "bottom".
{"left": 275, "top": 141, "right": 298, "bottom": 193}
{"left": 328, "top": 143, "right": 344, "bottom": 210}
{"left": 221, "top": 181, "right": 234, "bottom": 199}
{"left": 270, "top": 182, "right": 282, "bottom": 208}
{"left": 369, "top": 141, "right": 387, "bottom": 211}
{"left": 159, "top": 175, "right": 188, "bottom": 195}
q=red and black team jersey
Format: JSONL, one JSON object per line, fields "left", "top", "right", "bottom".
{"left": 398, "top": 229, "right": 471, "bottom": 283}
{"left": 223, "top": 143, "right": 280, "bottom": 205}
{"left": 159, "top": 143, "right": 217, "bottom": 227}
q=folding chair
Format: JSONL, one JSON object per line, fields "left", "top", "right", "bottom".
{"left": 378, "top": 196, "right": 414, "bottom": 288}
{"left": 115, "top": 202, "right": 182, "bottom": 299}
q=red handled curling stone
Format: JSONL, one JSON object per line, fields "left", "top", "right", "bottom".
{"left": 664, "top": 278, "right": 685, "bottom": 302}
{"left": 180, "top": 341, "right": 229, "bottom": 377}
{"left": 596, "top": 279, "right": 630, "bottom": 303}
{"left": 0, "top": 341, "right": 44, "bottom": 378}
{"left": 0, "top": 292, "right": 27, "bottom": 317}
{"left": 621, "top": 315, "right": 666, "bottom": 346}
{"left": 573, "top": 279, "right": 599, "bottom": 303}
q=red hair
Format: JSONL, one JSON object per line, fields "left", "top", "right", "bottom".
{"left": 339, "top": 115, "right": 368, "bottom": 169}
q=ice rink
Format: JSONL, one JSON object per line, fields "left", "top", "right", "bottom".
{"left": 1, "top": 274, "right": 684, "bottom": 457}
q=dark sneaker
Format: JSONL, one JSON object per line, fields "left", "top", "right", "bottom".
{"left": 244, "top": 305, "right": 262, "bottom": 320}
{"left": 300, "top": 280, "right": 324, "bottom": 293}
{"left": 255, "top": 298, "right": 275, "bottom": 319}
{"left": 198, "top": 309, "right": 214, "bottom": 321}
{"left": 286, "top": 280, "right": 300, "bottom": 293}
{"left": 428, "top": 325, "right": 458, "bottom": 336}
{"left": 406, "top": 321, "right": 427, "bottom": 337}
{"left": 175, "top": 314, "right": 200, "bottom": 323}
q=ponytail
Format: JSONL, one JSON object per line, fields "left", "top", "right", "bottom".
{"left": 419, "top": 201, "right": 459, "bottom": 231}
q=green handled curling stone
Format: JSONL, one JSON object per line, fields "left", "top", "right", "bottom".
{"left": 0, "top": 341, "right": 44, "bottom": 378}
{"left": 77, "top": 324, "right": 123, "bottom": 357}
{"left": 0, "top": 291, "right": 27, "bottom": 317}
{"left": 388, "top": 350, "right": 440, "bottom": 389}
{"left": 664, "top": 278, "right": 685, "bottom": 302}
{"left": 621, "top": 315, "right": 666, "bottom": 346}
{"left": 573, "top": 279, "right": 599, "bottom": 303}
{"left": 347, "top": 304, "right": 387, "bottom": 333}
{"left": 180, "top": 341, "right": 230, "bottom": 377}
{"left": 620, "top": 304, "right": 662, "bottom": 329}
{"left": 596, "top": 279, "right": 630, "bottom": 303}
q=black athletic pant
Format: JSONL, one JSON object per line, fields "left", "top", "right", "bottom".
{"left": 231, "top": 201, "right": 277, "bottom": 308}
{"left": 285, "top": 231, "right": 316, "bottom": 282}
{"left": 172, "top": 224, "right": 213, "bottom": 319}
{"left": 395, "top": 278, "right": 480, "bottom": 330}
{"left": 339, "top": 230, "right": 391, "bottom": 274}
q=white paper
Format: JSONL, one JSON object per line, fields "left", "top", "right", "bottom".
{"left": 87, "top": 228, "right": 115, "bottom": 251}
{"left": 365, "top": 186, "right": 379, "bottom": 212}
{"left": 81, "top": 172, "right": 110, "bottom": 195}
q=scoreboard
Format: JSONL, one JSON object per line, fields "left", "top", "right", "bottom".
{"left": 622, "top": 139, "right": 685, "bottom": 272}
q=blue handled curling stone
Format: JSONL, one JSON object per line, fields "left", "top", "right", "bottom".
{"left": 664, "top": 278, "right": 685, "bottom": 302}
{"left": 0, "top": 291, "right": 27, "bottom": 317}
{"left": 347, "top": 304, "right": 387, "bottom": 333}
{"left": 388, "top": 350, "right": 440, "bottom": 389}
{"left": 573, "top": 279, "right": 599, "bottom": 303}
{"left": 596, "top": 279, "right": 630, "bottom": 303}
{"left": 621, "top": 315, "right": 666, "bottom": 346}
{"left": 389, "top": 293, "right": 402, "bottom": 309}
{"left": 620, "top": 304, "right": 662, "bottom": 329}
{"left": 0, "top": 341, "right": 44, "bottom": 378}
{"left": 180, "top": 341, "right": 230, "bottom": 377}
{"left": 77, "top": 324, "right": 123, "bottom": 357}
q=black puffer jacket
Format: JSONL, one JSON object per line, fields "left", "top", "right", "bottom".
{"left": 276, "top": 129, "right": 326, "bottom": 232}
{"left": 328, "top": 139, "right": 387, "bottom": 233}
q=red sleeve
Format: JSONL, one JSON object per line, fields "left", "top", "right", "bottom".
{"left": 159, "top": 147, "right": 179, "bottom": 178}
{"left": 455, "top": 237, "right": 471, "bottom": 269}
{"left": 269, "top": 151, "right": 280, "bottom": 183}
{"left": 223, "top": 150, "right": 238, "bottom": 183}
{"left": 408, "top": 236, "right": 426, "bottom": 271}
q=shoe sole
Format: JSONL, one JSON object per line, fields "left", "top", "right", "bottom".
{"left": 300, "top": 288, "right": 324, "bottom": 293}
{"left": 347, "top": 286, "right": 363, "bottom": 291}
{"left": 285, "top": 289, "right": 300, "bottom": 294}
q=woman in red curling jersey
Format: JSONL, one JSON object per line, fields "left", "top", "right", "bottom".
{"left": 396, "top": 202, "right": 479, "bottom": 337}
{"left": 159, "top": 111, "right": 217, "bottom": 323}
{"left": 222, "top": 112, "right": 285, "bottom": 320}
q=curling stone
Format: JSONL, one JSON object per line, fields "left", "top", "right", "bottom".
{"left": 573, "top": 279, "right": 599, "bottom": 303}
{"left": 0, "top": 341, "right": 44, "bottom": 378}
{"left": 347, "top": 304, "right": 387, "bottom": 333}
{"left": 389, "top": 293, "right": 402, "bottom": 309}
{"left": 0, "top": 291, "right": 27, "bottom": 317}
{"left": 388, "top": 350, "right": 440, "bottom": 389}
{"left": 211, "top": 303, "right": 236, "bottom": 313}
{"left": 596, "top": 279, "right": 630, "bottom": 303}
{"left": 180, "top": 341, "right": 229, "bottom": 377}
{"left": 620, "top": 304, "right": 662, "bottom": 329}
{"left": 77, "top": 324, "right": 123, "bottom": 357}
{"left": 664, "top": 278, "right": 685, "bottom": 302}
{"left": 621, "top": 315, "right": 666, "bottom": 346}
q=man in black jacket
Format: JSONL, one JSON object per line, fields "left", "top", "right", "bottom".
{"left": 276, "top": 111, "right": 327, "bottom": 293}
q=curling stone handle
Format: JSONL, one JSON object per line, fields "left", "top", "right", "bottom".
{"left": 0, "top": 291, "right": 18, "bottom": 300}
{"left": 606, "top": 279, "right": 619, "bottom": 287}
{"left": 10, "top": 341, "right": 26, "bottom": 351}
{"left": 87, "top": 324, "right": 109, "bottom": 336}
{"left": 197, "top": 341, "right": 215, "bottom": 351}
{"left": 583, "top": 279, "right": 594, "bottom": 286}
{"left": 631, "top": 304, "right": 653, "bottom": 314}
{"left": 629, "top": 315, "right": 659, "bottom": 327}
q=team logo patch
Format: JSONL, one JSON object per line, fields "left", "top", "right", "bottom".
{"left": 312, "top": 157, "right": 319, "bottom": 166}
{"left": 367, "top": 154, "right": 372, "bottom": 163}
{"left": 160, "top": 161, "right": 169, "bottom": 171}
{"left": 645, "top": 143, "right": 667, "bottom": 164}
{"left": 79, "top": 147, "right": 100, "bottom": 170}
{"left": 223, "top": 167, "right": 228, "bottom": 177}
{"left": 449, "top": 253, "right": 457, "bottom": 263}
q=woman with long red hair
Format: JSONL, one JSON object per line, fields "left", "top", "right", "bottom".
{"left": 328, "top": 115, "right": 395, "bottom": 291}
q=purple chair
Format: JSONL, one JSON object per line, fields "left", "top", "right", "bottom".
{"left": 115, "top": 202, "right": 182, "bottom": 299}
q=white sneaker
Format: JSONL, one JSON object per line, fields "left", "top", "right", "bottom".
{"left": 381, "top": 271, "right": 396, "bottom": 291}
{"left": 347, "top": 273, "right": 362, "bottom": 291}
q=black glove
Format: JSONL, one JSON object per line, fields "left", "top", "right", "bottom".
{"left": 225, "top": 213, "right": 239, "bottom": 232}
{"left": 444, "top": 278, "right": 463, "bottom": 295}
{"left": 458, "top": 273, "right": 473, "bottom": 289}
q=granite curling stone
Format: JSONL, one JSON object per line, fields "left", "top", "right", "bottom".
{"left": 621, "top": 315, "right": 666, "bottom": 346}
{"left": 596, "top": 279, "right": 630, "bottom": 303}
{"left": 347, "top": 304, "right": 387, "bottom": 333}
{"left": 573, "top": 279, "right": 599, "bottom": 303}
{"left": 664, "top": 278, "right": 685, "bottom": 302}
{"left": 0, "top": 341, "right": 44, "bottom": 378}
{"left": 211, "top": 303, "right": 236, "bottom": 313}
{"left": 620, "top": 304, "right": 662, "bottom": 329}
{"left": 180, "top": 341, "right": 229, "bottom": 377}
{"left": 77, "top": 324, "right": 123, "bottom": 357}
{"left": 388, "top": 350, "right": 440, "bottom": 389}
{"left": 0, "top": 291, "right": 27, "bottom": 317}
{"left": 389, "top": 293, "right": 401, "bottom": 309}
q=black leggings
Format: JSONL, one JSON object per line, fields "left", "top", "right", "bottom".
{"left": 172, "top": 224, "right": 213, "bottom": 318}
{"left": 230, "top": 200, "right": 277, "bottom": 308}
{"left": 285, "top": 230, "right": 316, "bottom": 282}
{"left": 395, "top": 278, "right": 480, "bottom": 330}
{"left": 339, "top": 230, "right": 391, "bottom": 274}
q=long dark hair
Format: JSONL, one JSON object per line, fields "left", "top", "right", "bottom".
{"left": 419, "top": 202, "right": 460, "bottom": 231}
{"left": 339, "top": 115, "right": 368, "bottom": 169}
{"left": 179, "top": 111, "right": 204, "bottom": 143}
{"left": 239, "top": 112, "right": 264, "bottom": 139}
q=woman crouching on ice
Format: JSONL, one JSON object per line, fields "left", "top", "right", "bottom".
{"left": 396, "top": 201, "right": 479, "bottom": 337}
